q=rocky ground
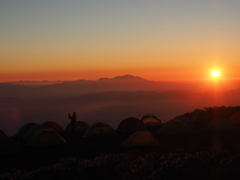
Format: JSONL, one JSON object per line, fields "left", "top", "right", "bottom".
{"left": 1, "top": 130, "right": 240, "bottom": 179}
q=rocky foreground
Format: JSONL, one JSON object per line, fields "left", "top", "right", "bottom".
{"left": 1, "top": 130, "right": 240, "bottom": 180}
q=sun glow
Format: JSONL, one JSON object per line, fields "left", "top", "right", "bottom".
{"left": 212, "top": 70, "right": 220, "bottom": 78}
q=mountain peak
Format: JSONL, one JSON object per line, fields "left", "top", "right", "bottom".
{"left": 98, "top": 74, "right": 143, "bottom": 81}
{"left": 113, "top": 74, "right": 142, "bottom": 80}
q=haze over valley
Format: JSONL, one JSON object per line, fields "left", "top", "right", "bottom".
{"left": 1, "top": 75, "right": 240, "bottom": 136}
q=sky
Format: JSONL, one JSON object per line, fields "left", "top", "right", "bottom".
{"left": 1, "top": 0, "right": 240, "bottom": 82}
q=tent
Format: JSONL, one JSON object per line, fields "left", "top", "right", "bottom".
{"left": 0, "top": 126, "right": 7, "bottom": 136}
{"left": 229, "top": 111, "right": 240, "bottom": 125}
{"left": 27, "top": 128, "right": 66, "bottom": 148}
{"left": 206, "top": 117, "right": 232, "bottom": 132}
{"left": 15, "top": 123, "right": 37, "bottom": 138}
{"left": 141, "top": 114, "right": 162, "bottom": 128}
{"left": 119, "top": 130, "right": 160, "bottom": 148}
{"left": 174, "top": 115, "right": 195, "bottom": 128}
{"left": 43, "top": 121, "right": 64, "bottom": 133}
{"left": 141, "top": 114, "right": 161, "bottom": 122}
{"left": 84, "top": 121, "right": 117, "bottom": 138}
{"left": 0, "top": 133, "right": 19, "bottom": 154}
{"left": 158, "top": 119, "right": 193, "bottom": 137}
{"left": 65, "top": 121, "right": 89, "bottom": 135}
{"left": 23, "top": 124, "right": 46, "bottom": 142}
{"left": 117, "top": 117, "right": 147, "bottom": 134}
{"left": 191, "top": 110, "right": 212, "bottom": 128}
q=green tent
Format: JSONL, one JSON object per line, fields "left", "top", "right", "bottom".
{"left": 27, "top": 128, "right": 66, "bottom": 148}
{"left": 206, "top": 117, "right": 232, "bottom": 132}
{"left": 23, "top": 124, "right": 46, "bottom": 142}
{"left": 65, "top": 121, "right": 89, "bottom": 135}
{"left": 84, "top": 121, "right": 117, "bottom": 138}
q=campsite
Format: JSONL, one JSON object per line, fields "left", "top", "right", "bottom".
{"left": 1, "top": 107, "right": 240, "bottom": 179}
{"left": 2, "top": 0, "right": 240, "bottom": 179}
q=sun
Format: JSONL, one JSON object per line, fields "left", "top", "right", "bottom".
{"left": 212, "top": 70, "right": 220, "bottom": 77}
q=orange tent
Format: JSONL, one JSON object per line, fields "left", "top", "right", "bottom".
{"left": 119, "top": 130, "right": 160, "bottom": 148}
{"left": 43, "top": 121, "right": 64, "bottom": 133}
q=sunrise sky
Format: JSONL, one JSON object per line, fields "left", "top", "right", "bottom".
{"left": 1, "top": 0, "right": 240, "bottom": 82}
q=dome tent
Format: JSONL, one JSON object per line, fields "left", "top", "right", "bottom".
{"left": 141, "top": 114, "right": 161, "bottom": 122}
{"left": 191, "top": 110, "right": 212, "bottom": 128}
{"left": 84, "top": 121, "right": 117, "bottom": 138}
{"left": 229, "top": 111, "right": 240, "bottom": 125}
{"left": 27, "top": 128, "right": 66, "bottom": 148}
{"left": 119, "top": 130, "right": 160, "bottom": 148}
{"left": 158, "top": 119, "right": 193, "bottom": 137}
{"left": 0, "top": 133, "right": 19, "bottom": 154}
{"left": 0, "top": 126, "right": 7, "bottom": 136}
{"left": 15, "top": 123, "right": 37, "bottom": 138}
{"left": 206, "top": 117, "right": 232, "bottom": 132}
{"left": 117, "top": 117, "right": 147, "bottom": 134}
{"left": 174, "top": 115, "right": 195, "bottom": 129}
{"left": 65, "top": 121, "right": 89, "bottom": 135}
{"left": 141, "top": 114, "right": 162, "bottom": 128}
{"left": 43, "top": 121, "right": 64, "bottom": 133}
{"left": 23, "top": 124, "right": 46, "bottom": 142}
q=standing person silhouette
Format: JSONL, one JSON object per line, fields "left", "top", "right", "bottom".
{"left": 68, "top": 112, "right": 76, "bottom": 137}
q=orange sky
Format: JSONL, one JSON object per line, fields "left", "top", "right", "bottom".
{"left": 1, "top": 1, "right": 240, "bottom": 83}
{"left": 1, "top": 64, "right": 239, "bottom": 83}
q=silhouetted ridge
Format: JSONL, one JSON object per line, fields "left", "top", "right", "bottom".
{"left": 114, "top": 74, "right": 142, "bottom": 80}
{"left": 98, "top": 74, "right": 143, "bottom": 81}
{"left": 98, "top": 77, "right": 111, "bottom": 81}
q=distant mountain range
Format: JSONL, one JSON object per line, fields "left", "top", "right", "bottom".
{"left": 1, "top": 74, "right": 237, "bottom": 98}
